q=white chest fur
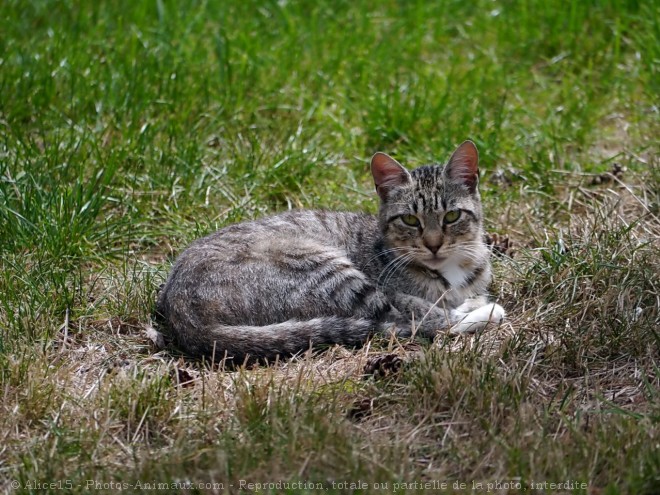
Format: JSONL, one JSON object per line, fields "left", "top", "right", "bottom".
{"left": 440, "top": 263, "right": 469, "bottom": 288}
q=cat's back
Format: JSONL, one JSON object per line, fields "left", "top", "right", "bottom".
{"left": 185, "top": 209, "right": 377, "bottom": 260}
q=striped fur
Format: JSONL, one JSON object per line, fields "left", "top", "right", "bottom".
{"left": 156, "top": 141, "right": 504, "bottom": 364}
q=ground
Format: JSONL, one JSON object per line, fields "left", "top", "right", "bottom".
{"left": 0, "top": 1, "right": 658, "bottom": 494}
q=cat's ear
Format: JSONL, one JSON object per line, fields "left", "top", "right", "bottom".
{"left": 371, "top": 152, "right": 411, "bottom": 200}
{"left": 445, "top": 140, "right": 479, "bottom": 193}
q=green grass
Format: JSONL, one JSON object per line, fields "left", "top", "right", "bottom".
{"left": 0, "top": 0, "right": 658, "bottom": 493}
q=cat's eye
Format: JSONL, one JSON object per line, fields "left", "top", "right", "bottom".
{"left": 400, "top": 214, "right": 421, "bottom": 227}
{"left": 444, "top": 210, "right": 461, "bottom": 224}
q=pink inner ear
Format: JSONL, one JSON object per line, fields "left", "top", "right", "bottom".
{"left": 446, "top": 141, "right": 479, "bottom": 190}
{"left": 371, "top": 153, "right": 410, "bottom": 197}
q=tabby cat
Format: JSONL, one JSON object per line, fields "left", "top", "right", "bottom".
{"left": 156, "top": 141, "right": 505, "bottom": 364}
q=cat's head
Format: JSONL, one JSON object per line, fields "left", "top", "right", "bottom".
{"left": 371, "top": 141, "right": 487, "bottom": 272}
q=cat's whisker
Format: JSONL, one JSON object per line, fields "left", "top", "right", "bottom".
{"left": 443, "top": 247, "right": 482, "bottom": 258}
{"left": 446, "top": 251, "right": 485, "bottom": 264}
{"left": 376, "top": 253, "right": 410, "bottom": 286}
{"left": 377, "top": 252, "right": 415, "bottom": 289}
{"left": 381, "top": 255, "right": 415, "bottom": 290}
{"left": 442, "top": 243, "right": 486, "bottom": 257}
{"left": 363, "top": 246, "right": 411, "bottom": 266}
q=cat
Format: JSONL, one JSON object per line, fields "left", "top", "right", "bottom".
{"left": 155, "top": 141, "right": 505, "bottom": 365}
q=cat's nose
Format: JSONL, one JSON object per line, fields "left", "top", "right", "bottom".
{"left": 424, "top": 242, "right": 441, "bottom": 254}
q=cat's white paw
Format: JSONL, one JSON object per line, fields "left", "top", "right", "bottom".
{"left": 455, "top": 296, "right": 489, "bottom": 313}
{"left": 450, "top": 303, "right": 505, "bottom": 334}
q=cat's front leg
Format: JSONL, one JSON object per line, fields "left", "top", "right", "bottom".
{"left": 449, "top": 302, "right": 506, "bottom": 334}
{"left": 390, "top": 293, "right": 505, "bottom": 337}
{"left": 388, "top": 293, "right": 456, "bottom": 338}
{"left": 454, "top": 296, "right": 489, "bottom": 313}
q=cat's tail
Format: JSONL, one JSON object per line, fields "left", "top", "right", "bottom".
{"left": 171, "top": 317, "right": 380, "bottom": 365}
